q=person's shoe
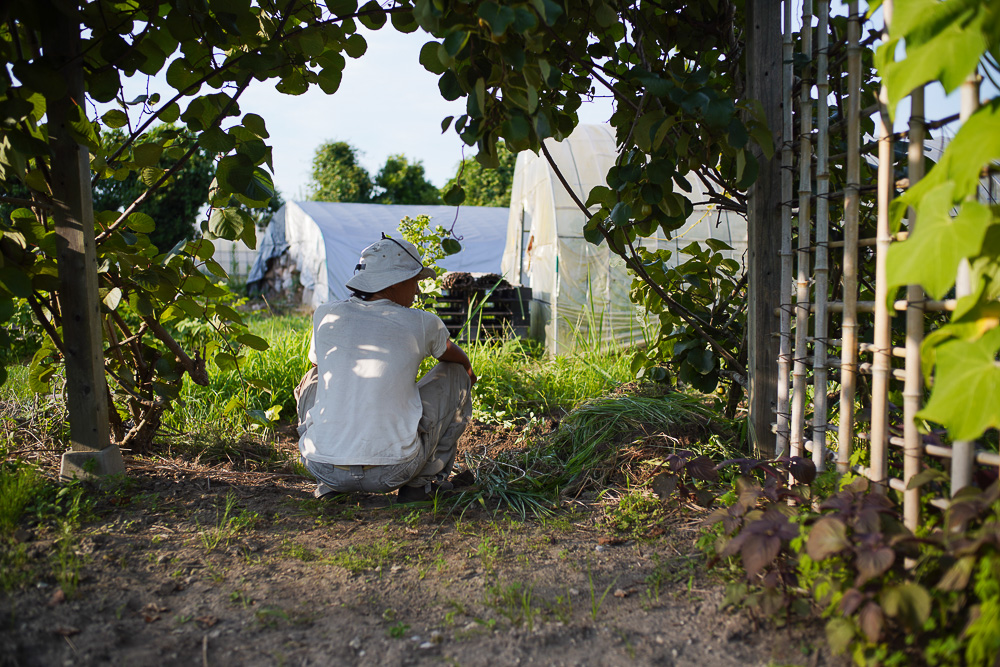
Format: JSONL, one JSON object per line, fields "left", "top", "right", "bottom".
{"left": 314, "top": 483, "right": 342, "bottom": 500}
{"left": 449, "top": 470, "right": 475, "bottom": 489}
{"left": 397, "top": 482, "right": 452, "bottom": 503}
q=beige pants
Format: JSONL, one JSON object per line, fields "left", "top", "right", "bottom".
{"left": 295, "top": 362, "right": 472, "bottom": 494}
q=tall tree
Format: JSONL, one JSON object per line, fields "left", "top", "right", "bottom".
{"left": 373, "top": 154, "right": 440, "bottom": 205}
{"left": 443, "top": 141, "right": 516, "bottom": 208}
{"left": 93, "top": 125, "right": 214, "bottom": 251}
{"left": 308, "top": 141, "right": 373, "bottom": 202}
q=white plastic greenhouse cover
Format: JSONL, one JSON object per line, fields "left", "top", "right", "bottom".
{"left": 248, "top": 201, "right": 510, "bottom": 309}
{"left": 500, "top": 124, "right": 747, "bottom": 355}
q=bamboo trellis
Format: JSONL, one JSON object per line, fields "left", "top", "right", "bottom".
{"left": 774, "top": 0, "right": 999, "bottom": 527}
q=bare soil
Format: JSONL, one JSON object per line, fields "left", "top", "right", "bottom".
{"left": 1, "top": 421, "right": 847, "bottom": 667}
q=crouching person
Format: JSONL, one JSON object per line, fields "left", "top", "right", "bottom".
{"left": 294, "top": 236, "right": 476, "bottom": 503}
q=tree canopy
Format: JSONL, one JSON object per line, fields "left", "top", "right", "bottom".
{"left": 308, "top": 141, "right": 373, "bottom": 203}
{"left": 308, "top": 141, "right": 440, "bottom": 205}
{"left": 374, "top": 154, "right": 441, "bottom": 205}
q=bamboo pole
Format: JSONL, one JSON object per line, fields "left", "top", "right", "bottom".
{"left": 951, "top": 71, "right": 982, "bottom": 496}
{"left": 812, "top": 0, "right": 831, "bottom": 471}
{"left": 790, "top": 0, "right": 814, "bottom": 460}
{"left": 870, "top": 0, "right": 894, "bottom": 491}
{"left": 902, "top": 87, "right": 925, "bottom": 531}
{"left": 776, "top": 0, "right": 795, "bottom": 456}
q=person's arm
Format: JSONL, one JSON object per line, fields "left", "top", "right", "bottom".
{"left": 437, "top": 339, "right": 477, "bottom": 385}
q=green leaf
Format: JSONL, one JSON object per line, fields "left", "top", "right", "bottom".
{"left": 937, "top": 555, "right": 976, "bottom": 592}
{"left": 242, "top": 113, "right": 269, "bottom": 139}
{"left": 127, "top": 212, "right": 155, "bottom": 233}
{"left": 905, "top": 467, "right": 949, "bottom": 490}
{"left": 0, "top": 266, "right": 32, "bottom": 298}
{"left": 133, "top": 142, "right": 164, "bottom": 168}
{"left": 443, "top": 30, "right": 469, "bottom": 57}
{"left": 441, "top": 238, "right": 461, "bottom": 255}
{"left": 530, "top": 0, "right": 563, "bottom": 26}
{"left": 325, "top": 0, "right": 358, "bottom": 15}
{"left": 159, "top": 102, "right": 181, "bottom": 123}
{"left": 222, "top": 395, "right": 242, "bottom": 415}
{"left": 704, "top": 238, "right": 733, "bottom": 253}
{"left": 879, "top": 1, "right": 988, "bottom": 116}
{"left": 610, "top": 202, "right": 632, "bottom": 226}
{"left": 443, "top": 183, "right": 465, "bottom": 206}
{"left": 358, "top": 0, "right": 386, "bottom": 29}
{"left": 896, "top": 100, "right": 1000, "bottom": 216}
{"left": 204, "top": 258, "right": 228, "bottom": 279}
{"left": 28, "top": 348, "right": 56, "bottom": 394}
{"left": 438, "top": 71, "right": 463, "bottom": 101}
{"left": 918, "top": 326, "right": 1000, "bottom": 440}
{"left": 102, "top": 109, "right": 129, "bottom": 129}
{"left": 215, "top": 351, "right": 238, "bottom": 373}
{"left": 207, "top": 207, "right": 255, "bottom": 242}
{"left": 200, "top": 127, "right": 235, "bottom": 154}
{"left": 887, "top": 184, "right": 990, "bottom": 300}
{"left": 478, "top": 2, "right": 516, "bottom": 36}
{"left": 344, "top": 33, "right": 367, "bottom": 58}
{"left": 237, "top": 333, "right": 269, "bottom": 351}
{"left": 419, "top": 41, "right": 447, "bottom": 75}
{"left": 880, "top": 583, "right": 931, "bottom": 632}
{"left": 825, "top": 618, "right": 855, "bottom": 656}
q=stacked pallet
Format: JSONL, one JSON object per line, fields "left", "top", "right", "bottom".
{"left": 434, "top": 272, "right": 531, "bottom": 340}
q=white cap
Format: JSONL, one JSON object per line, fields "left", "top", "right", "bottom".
{"left": 344, "top": 238, "right": 435, "bottom": 293}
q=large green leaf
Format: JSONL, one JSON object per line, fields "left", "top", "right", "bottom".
{"left": 878, "top": 0, "right": 988, "bottom": 115}
{"left": 207, "top": 207, "right": 254, "bottom": 241}
{"left": 880, "top": 583, "right": 932, "bottom": 632}
{"left": 886, "top": 183, "right": 991, "bottom": 299}
{"left": 895, "top": 100, "right": 1000, "bottom": 224}
{"left": 919, "top": 326, "right": 1000, "bottom": 441}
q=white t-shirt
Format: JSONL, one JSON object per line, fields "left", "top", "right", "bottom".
{"left": 299, "top": 297, "right": 450, "bottom": 465}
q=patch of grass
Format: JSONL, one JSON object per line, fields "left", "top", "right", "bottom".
{"left": 603, "top": 490, "right": 667, "bottom": 537}
{"left": 485, "top": 580, "right": 540, "bottom": 631}
{"left": 281, "top": 539, "right": 323, "bottom": 562}
{"left": 198, "top": 491, "right": 258, "bottom": 552}
{"left": 462, "top": 337, "right": 634, "bottom": 427}
{"left": 0, "top": 459, "right": 43, "bottom": 535}
{"left": 328, "top": 539, "right": 399, "bottom": 575}
{"left": 164, "top": 313, "right": 312, "bottom": 434}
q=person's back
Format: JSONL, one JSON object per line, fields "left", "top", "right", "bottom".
{"left": 294, "top": 236, "right": 476, "bottom": 502}
{"left": 300, "top": 297, "right": 448, "bottom": 466}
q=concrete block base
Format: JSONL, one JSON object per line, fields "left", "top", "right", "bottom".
{"left": 60, "top": 445, "right": 126, "bottom": 480}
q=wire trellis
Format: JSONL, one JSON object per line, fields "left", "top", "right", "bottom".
{"left": 774, "top": 0, "right": 998, "bottom": 526}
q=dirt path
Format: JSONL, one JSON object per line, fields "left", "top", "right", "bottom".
{"left": 2, "top": 425, "right": 846, "bottom": 667}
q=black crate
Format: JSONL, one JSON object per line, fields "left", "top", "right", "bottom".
{"left": 434, "top": 286, "right": 531, "bottom": 339}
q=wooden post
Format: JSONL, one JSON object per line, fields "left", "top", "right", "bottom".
{"left": 43, "top": 6, "right": 123, "bottom": 477}
{"left": 746, "top": 0, "right": 783, "bottom": 458}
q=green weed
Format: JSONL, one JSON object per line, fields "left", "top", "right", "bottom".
{"left": 585, "top": 561, "right": 618, "bottom": 621}
{"left": 387, "top": 621, "right": 410, "bottom": 638}
{"left": 198, "top": 491, "right": 258, "bottom": 552}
